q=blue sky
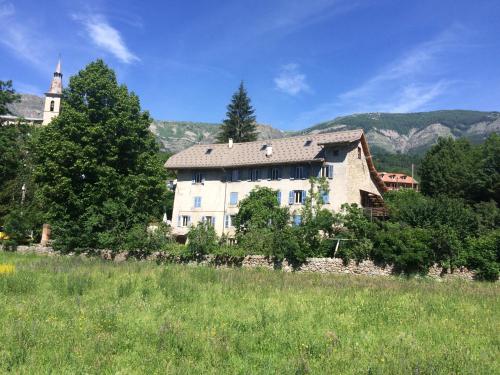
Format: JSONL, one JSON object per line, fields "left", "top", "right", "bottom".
{"left": 1, "top": 0, "right": 499, "bottom": 130}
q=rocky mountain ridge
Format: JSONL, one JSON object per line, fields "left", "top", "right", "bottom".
{"left": 8, "top": 94, "right": 499, "bottom": 155}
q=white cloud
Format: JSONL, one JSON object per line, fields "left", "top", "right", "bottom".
{"left": 74, "top": 14, "right": 139, "bottom": 64}
{"left": 0, "top": 2, "right": 51, "bottom": 67}
{"left": 274, "top": 63, "right": 311, "bottom": 96}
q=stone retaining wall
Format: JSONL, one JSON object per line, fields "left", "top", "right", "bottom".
{"left": 4, "top": 245, "right": 476, "bottom": 280}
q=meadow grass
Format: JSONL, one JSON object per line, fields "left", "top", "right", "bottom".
{"left": 0, "top": 252, "right": 498, "bottom": 374}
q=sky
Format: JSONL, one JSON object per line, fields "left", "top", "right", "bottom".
{"left": 0, "top": 0, "right": 499, "bottom": 130}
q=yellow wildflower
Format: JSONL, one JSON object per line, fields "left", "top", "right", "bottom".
{"left": 0, "top": 264, "right": 15, "bottom": 274}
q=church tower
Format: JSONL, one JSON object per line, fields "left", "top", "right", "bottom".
{"left": 42, "top": 59, "right": 63, "bottom": 125}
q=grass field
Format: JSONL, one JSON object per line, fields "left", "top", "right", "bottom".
{"left": 0, "top": 252, "right": 498, "bottom": 374}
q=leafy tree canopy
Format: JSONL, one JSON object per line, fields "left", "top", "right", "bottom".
{"left": 32, "top": 59, "right": 168, "bottom": 251}
{"left": 419, "top": 135, "right": 499, "bottom": 203}
{"left": 217, "top": 81, "right": 257, "bottom": 143}
{"left": 0, "top": 80, "right": 20, "bottom": 117}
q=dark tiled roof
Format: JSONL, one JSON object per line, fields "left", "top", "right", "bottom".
{"left": 165, "top": 129, "right": 364, "bottom": 169}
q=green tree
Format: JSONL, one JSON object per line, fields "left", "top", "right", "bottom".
{"left": 235, "top": 186, "right": 288, "bottom": 232}
{"left": 0, "top": 80, "right": 20, "bottom": 118}
{"left": 217, "top": 82, "right": 257, "bottom": 143}
{"left": 32, "top": 59, "right": 168, "bottom": 251}
{"left": 476, "top": 133, "right": 500, "bottom": 203}
{"left": 419, "top": 137, "right": 479, "bottom": 201}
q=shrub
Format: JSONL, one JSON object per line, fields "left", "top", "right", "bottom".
{"left": 187, "top": 222, "right": 218, "bottom": 256}
{"left": 372, "top": 223, "right": 434, "bottom": 275}
{"left": 466, "top": 229, "right": 500, "bottom": 281}
{"left": 123, "top": 222, "right": 172, "bottom": 255}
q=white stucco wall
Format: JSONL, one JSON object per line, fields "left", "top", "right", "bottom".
{"left": 170, "top": 143, "right": 382, "bottom": 237}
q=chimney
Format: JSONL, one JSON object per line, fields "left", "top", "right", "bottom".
{"left": 266, "top": 145, "right": 273, "bottom": 157}
{"left": 228, "top": 138, "right": 233, "bottom": 148}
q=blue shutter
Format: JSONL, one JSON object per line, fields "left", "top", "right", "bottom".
{"left": 315, "top": 165, "right": 322, "bottom": 178}
{"left": 230, "top": 192, "right": 238, "bottom": 205}
{"left": 201, "top": 174, "right": 205, "bottom": 184}
{"left": 267, "top": 168, "right": 272, "bottom": 180}
{"left": 278, "top": 167, "right": 283, "bottom": 180}
{"left": 288, "top": 191, "right": 294, "bottom": 205}
{"left": 322, "top": 191, "right": 329, "bottom": 204}
{"left": 226, "top": 170, "right": 232, "bottom": 182}
{"left": 277, "top": 191, "right": 281, "bottom": 205}
{"left": 301, "top": 190, "right": 307, "bottom": 204}
{"left": 187, "top": 216, "right": 191, "bottom": 226}
{"left": 191, "top": 172, "right": 195, "bottom": 184}
{"left": 304, "top": 165, "right": 310, "bottom": 179}
{"left": 212, "top": 217, "right": 215, "bottom": 226}
{"left": 328, "top": 165, "right": 334, "bottom": 179}
{"left": 294, "top": 215, "right": 302, "bottom": 226}
{"left": 289, "top": 166, "right": 295, "bottom": 180}
{"left": 235, "top": 169, "right": 240, "bottom": 181}
{"left": 177, "top": 216, "right": 181, "bottom": 227}
{"left": 224, "top": 215, "right": 229, "bottom": 228}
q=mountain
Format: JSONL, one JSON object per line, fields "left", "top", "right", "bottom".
{"left": 6, "top": 94, "right": 44, "bottom": 120}
{"left": 151, "top": 120, "right": 286, "bottom": 153}
{"left": 300, "top": 110, "right": 500, "bottom": 154}
{"left": 8, "top": 95, "right": 499, "bottom": 156}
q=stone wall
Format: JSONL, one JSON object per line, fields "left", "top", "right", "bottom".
{"left": 3, "top": 245, "right": 476, "bottom": 281}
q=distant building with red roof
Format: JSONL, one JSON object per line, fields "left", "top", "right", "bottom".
{"left": 378, "top": 172, "right": 419, "bottom": 191}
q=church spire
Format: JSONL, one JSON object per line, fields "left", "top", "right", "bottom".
{"left": 55, "top": 58, "right": 61, "bottom": 75}
{"left": 43, "top": 57, "right": 63, "bottom": 125}
{"left": 48, "top": 58, "right": 63, "bottom": 95}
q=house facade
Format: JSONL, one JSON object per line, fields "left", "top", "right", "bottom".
{"left": 378, "top": 172, "right": 419, "bottom": 191}
{"left": 165, "top": 129, "right": 387, "bottom": 239}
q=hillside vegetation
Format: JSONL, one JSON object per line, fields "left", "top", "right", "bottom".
{"left": 10, "top": 94, "right": 498, "bottom": 158}
{"left": 301, "top": 110, "right": 500, "bottom": 154}
{"left": 0, "top": 252, "right": 498, "bottom": 374}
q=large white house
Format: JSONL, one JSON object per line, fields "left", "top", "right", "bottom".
{"left": 165, "top": 129, "right": 387, "bottom": 240}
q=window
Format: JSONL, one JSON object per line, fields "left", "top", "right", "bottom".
{"left": 295, "top": 166, "right": 304, "bottom": 179}
{"left": 251, "top": 168, "right": 260, "bottom": 181}
{"left": 203, "top": 216, "right": 215, "bottom": 226}
{"left": 205, "top": 148, "right": 213, "bottom": 154}
{"left": 271, "top": 167, "right": 281, "bottom": 180}
{"left": 320, "top": 190, "right": 330, "bottom": 204}
{"left": 358, "top": 146, "right": 362, "bottom": 159}
{"left": 50, "top": 100, "right": 55, "bottom": 111}
{"left": 178, "top": 215, "right": 191, "bottom": 227}
{"left": 224, "top": 215, "right": 236, "bottom": 228}
{"left": 194, "top": 196, "right": 201, "bottom": 208}
{"left": 231, "top": 169, "right": 240, "bottom": 182}
{"left": 293, "top": 215, "right": 302, "bottom": 226}
{"left": 304, "top": 140, "right": 312, "bottom": 147}
{"left": 289, "top": 190, "right": 306, "bottom": 204}
{"left": 228, "top": 238, "right": 236, "bottom": 246}
{"left": 192, "top": 172, "right": 204, "bottom": 184}
{"left": 321, "top": 164, "right": 334, "bottom": 179}
{"left": 230, "top": 192, "right": 238, "bottom": 205}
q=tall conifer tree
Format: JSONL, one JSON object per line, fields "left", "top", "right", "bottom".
{"left": 217, "top": 82, "right": 257, "bottom": 143}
